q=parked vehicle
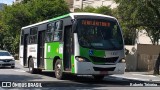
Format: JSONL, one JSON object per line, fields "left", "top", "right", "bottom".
{"left": 0, "top": 50, "right": 15, "bottom": 68}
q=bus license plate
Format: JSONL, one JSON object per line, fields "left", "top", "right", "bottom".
{"left": 100, "top": 71, "right": 108, "bottom": 74}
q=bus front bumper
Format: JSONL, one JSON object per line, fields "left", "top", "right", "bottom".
{"left": 75, "top": 62, "right": 126, "bottom": 75}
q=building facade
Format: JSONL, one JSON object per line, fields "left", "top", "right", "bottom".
{"left": 65, "top": 0, "right": 74, "bottom": 12}
{"left": 14, "top": 0, "right": 23, "bottom": 4}
{"left": 13, "top": 0, "right": 116, "bottom": 12}
{"left": 13, "top": 0, "right": 74, "bottom": 11}
{"left": 73, "top": 0, "right": 117, "bottom": 10}
{"left": 0, "top": 3, "right": 6, "bottom": 10}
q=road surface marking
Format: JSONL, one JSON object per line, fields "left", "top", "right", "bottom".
{"left": 132, "top": 74, "right": 157, "bottom": 77}
{"left": 110, "top": 75, "right": 160, "bottom": 81}
{"left": 13, "top": 69, "right": 26, "bottom": 72}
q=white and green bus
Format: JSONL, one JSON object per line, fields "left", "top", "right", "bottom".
{"left": 19, "top": 13, "right": 126, "bottom": 80}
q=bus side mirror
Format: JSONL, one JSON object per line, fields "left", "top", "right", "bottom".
{"left": 125, "top": 48, "right": 129, "bottom": 55}
{"left": 71, "top": 19, "right": 77, "bottom": 33}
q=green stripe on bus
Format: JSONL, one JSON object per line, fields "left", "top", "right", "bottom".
{"left": 80, "top": 47, "right": 105, "bottom": 64}
{"left": 49, "top": 14, "right": 70, "bottom": 22}
{"left": 71, "top": 55, "right": 75, "bottom": 73}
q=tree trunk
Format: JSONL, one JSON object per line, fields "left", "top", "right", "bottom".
{"left": 154, "top": 53, "right": 160, "bottom": 75}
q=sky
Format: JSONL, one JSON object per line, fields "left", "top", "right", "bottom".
{"left": 0, "top": 0, "right": 14, "bottom": 5}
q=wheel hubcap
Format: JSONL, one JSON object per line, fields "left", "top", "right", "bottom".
{"left": 29, "top": 65, "right": 32, "bottom": 71}
{"left": 56, "top": 63, "right": 61, "bottom": 76}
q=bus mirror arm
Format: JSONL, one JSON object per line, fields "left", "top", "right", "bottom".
{"left": 71, "top": 19, "right": 77, "bottom": 33}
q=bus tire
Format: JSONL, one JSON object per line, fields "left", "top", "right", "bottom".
{"left": 93, "top": 75, "right": 105, "bottom": 80}
{"left": 28, "top": 58, "right": 36, "bottom": 74}
{"left": 37, "top": 69, "right": 42, "bottom": 74}
{"left": 55, "top": 59, "right": 64, "bottom": 80}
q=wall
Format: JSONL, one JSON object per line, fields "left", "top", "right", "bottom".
{"left": 125, "top": 45, "right": 137, "bottom": 71}
{"left": 125, "top": 44, "right": 160, "bottom": 71}
{"left": 137, "top": 44, "right": 160, "bottom": 71}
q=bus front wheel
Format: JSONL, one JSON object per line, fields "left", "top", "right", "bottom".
{"left": 93, "top": 75, "right": 105, "bottom": 80}
{"left": 29, "top": 58, "right": 36, "bottom": 74}
{"left": 55, "top": 59, "right": 64, "bottom": 80}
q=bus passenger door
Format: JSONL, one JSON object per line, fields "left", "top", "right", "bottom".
{"left": 63, "top": 25, "right": 73, "bottom": 71}
{"left": 23, "top": 34, "right": 28, "bottom": 67}
{"left": 38, "top": 30, "right": 45, "bottom": 68}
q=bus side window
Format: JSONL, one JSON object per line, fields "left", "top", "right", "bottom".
{"left": 53, "top": 20, "right": 63, "bottom": 41}
{"left": 46, "top": 23, "right": 53, "bottom": 42}
{"left": 21, "top": 30, "right": 24, "bottom": 45}
{"left": 29, "top": 27, "right": 37, "bottom": 44}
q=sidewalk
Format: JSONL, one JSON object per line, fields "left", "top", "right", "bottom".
{"left": 122, "top": 71, "right": 160, "bottom": 82}
{"left": 125, "top": 71, "right": 155, "bottom": 75}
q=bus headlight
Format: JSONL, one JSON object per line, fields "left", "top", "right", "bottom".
{"left": 75, "top": 56, "right": 90, "bottom": 62}
{"left": 119, "top": 59, "right": 126, "bottom": 63}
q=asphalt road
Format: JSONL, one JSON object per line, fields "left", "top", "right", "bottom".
{"left": 0, "top": 60, "right": 160, "bottom": 90}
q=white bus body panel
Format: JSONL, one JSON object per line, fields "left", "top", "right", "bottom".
{"left": 76, "top": 62, "right": 125, "bottom": 75}
{"left": 19, "top": 45, "right": 24, "bottom": 66}
{"left": 44, "top": 43, "right": 47, "bottom": 69}
{"left": 73, "top": 31, "right": 125, "bottom": 75}
{"left": 27, "top": 44, "right": 37, "bottom": 68}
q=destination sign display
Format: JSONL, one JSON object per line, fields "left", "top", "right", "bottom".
{"left": 81, "top": 20, "right": 110, "bottom": 27}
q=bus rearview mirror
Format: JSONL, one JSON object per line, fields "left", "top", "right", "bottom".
{"left": 71, "top": 19, "right": 77, "bottom": 32}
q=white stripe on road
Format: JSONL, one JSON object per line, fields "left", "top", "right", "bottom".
{"left": 113, "top": 76, "right": 149, "bottom": 81}
{"left": 125, "top": 77, "right": 149, "bottom": 81}
{"left": 132, "top": 74, "right": 157, "bottom": 77}
{"left": 110, "top": 75, "right": 159, "bottom": 81}
{"left": 123, "top": 77, "right": 160, "bottom": 81}
{"left": 13, "top": 69, "right": 26, "bottom": 72}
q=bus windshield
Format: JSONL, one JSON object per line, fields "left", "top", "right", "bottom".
{"left": 77, "top": 19, "right": 123, "bottom": 50}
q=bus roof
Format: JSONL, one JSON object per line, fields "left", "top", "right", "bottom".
{"left": 22, "top": 13, "right": 116, "bottom": 30}
{"left": 70, "top": 12, "right": 116, "bottom": 20}
{"left": 21, "top": 14, "right": 70, "bottom": 29}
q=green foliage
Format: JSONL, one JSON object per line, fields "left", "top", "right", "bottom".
{"left": 75, "top": 5, "right": 135, "bottom": 45}
{"left": 75, "top": 6, "right": 112, "bottom": 15}
{"left": 95, "top": 6, "right": 112, "bottom": 15}
{"left": 22, "top": 0, "right": 32, "bottom": 4}
{"left": 0, "top": 0, "right": 70, "bottom": 54}
{"left": 114, "top": 0, "right": 160, "bottom": 45}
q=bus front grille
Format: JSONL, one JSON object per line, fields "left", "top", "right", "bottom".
{"left": 90, "top": 56, "right": 118, "bottom": 64}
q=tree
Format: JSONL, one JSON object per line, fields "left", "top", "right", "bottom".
{"left": 75, "top": 6, "right": 112, "bottom": 15}
{"left": 22, "top": 0, "right": 32, "bottom": 4}
{"left": 154, "top": 53, "right": 160, "bottom": 75}
{"left": 75, "top": 5, "right": 136, "bottom": 45}
{"left": 95, "top": 6, "right": 112, "bottom": 15}
{"left": 114, "top": 0, "right": 160, "bottom": 74}
{"left": 0, "top": 0, "right": 70, "bottom": 54}
{"left": 114, "top": 0, "right": 160, "bottom": 45}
